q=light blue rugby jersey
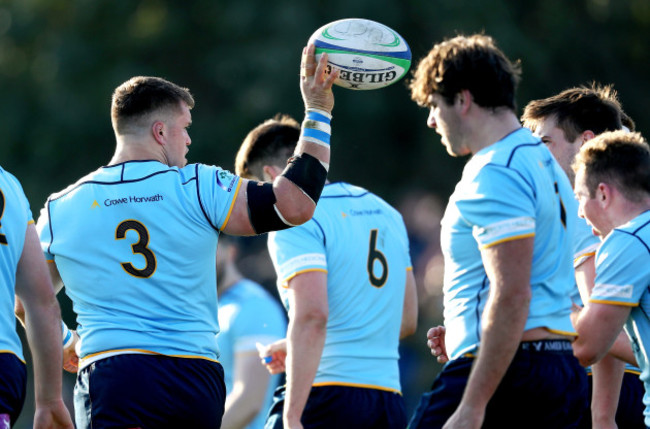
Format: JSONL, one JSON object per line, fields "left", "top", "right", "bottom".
{"left": 441, "top": 127, "right": 576, "bottom": 360}
{"left": 589, "top": 210, "right": 650, "bottom": 425}
{"left": 217, "top": 279, "right": 286, "bottom": 429}
{"left": 37, "top": 160, "right": 241, "bottom": 367}
{"left": 267, "top": 182, "right": 412, "bottom": 393}
{"left": 0, "top": 167, "right": 33, "bottom": 362}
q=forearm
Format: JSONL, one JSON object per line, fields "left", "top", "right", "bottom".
{"left": 24, "top": 296, "right": 65, "bottom": 404}
{"left": 590, "top": 355, "right": 624, "bottom": 427}
{"left": 461, "top": 293, "right": 529, "bottom": 408}
{"left": 608, "top": 331, "right": 637, "bottom": 366}
{"left": 222, "top": 352, "right": 272, "bottom": 429}
{"left": 284, "top": 319, "right": 326, "bottom": 426}
{"left": 222, "top": 390, "right": 259, "bottom": 429}
{"left": 573, "top": 304, "right": 631, "bottom": 367}
{"left": 272, "top": 111, "right": 331, "bottom": 226}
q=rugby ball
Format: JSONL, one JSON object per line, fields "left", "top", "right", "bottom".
{"left": 308, "top": 18, "right": 411, "bottom": 90}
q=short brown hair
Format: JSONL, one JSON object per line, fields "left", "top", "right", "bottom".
{"left": 521, "top": 83, "right": 623, "bottom": 142}
{"left": 234, "top": 114, "right": 300, "bottom": 180}
{"left": 409, "top": 34, "right": 521, "bottom": 110}
{"left": 111, "top": 76, "right": 195, "bottom": 135}
{"left": 572, "top": 130, "right": 650, "bottom": 202}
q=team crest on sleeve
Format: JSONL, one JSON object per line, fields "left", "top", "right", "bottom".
{"left": 216, "top": 170, "right": 238, "bottom": 192}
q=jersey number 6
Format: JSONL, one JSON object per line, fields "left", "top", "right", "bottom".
{"left": 367, "top": 229, "right": 388, "bottom": 288}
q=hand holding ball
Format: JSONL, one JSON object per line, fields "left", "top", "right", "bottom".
{"left": 308, "top": 18, "right": 412, "bottom": 90}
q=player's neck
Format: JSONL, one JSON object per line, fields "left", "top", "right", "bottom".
{"left": 612, "top": 195, "right": 650, "bottom": 229}
{"left": 468, "top": 109, "right": 521, "bottom": 155}
{"left": 109, "top": 137, "right": 165, "bottom": 166}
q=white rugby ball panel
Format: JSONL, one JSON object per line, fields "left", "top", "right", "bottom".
{"left": 309, "top": 18, "right": 410, "bottom": 57}
{"left": 308, "top": 18, "right": 411, "bottom": 90}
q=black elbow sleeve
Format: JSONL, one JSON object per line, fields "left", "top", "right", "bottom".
{"left": 280, "top": 153, "right": 328, "bottom": 204}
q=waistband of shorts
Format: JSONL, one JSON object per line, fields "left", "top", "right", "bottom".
{"left": 462, "top": 339, "right": 573, "bottom": 358}
{"left": 518, "top": 339, "right": 573, "bottom": 353}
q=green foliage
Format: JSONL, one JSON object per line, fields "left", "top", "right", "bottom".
{"left": 1, "top": 0, "right": 648, "bottom": 208}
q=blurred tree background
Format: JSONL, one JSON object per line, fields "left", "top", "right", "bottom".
{"left": 1, "top": 0, "right": 648, "bottom": 427}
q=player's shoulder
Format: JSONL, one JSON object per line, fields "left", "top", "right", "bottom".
{"left": 318, "top": 181, "right": 403, "bottom": 221}
{"left": 320, "top": 181, "right": 368, "bottom": 198}
{"left": 320, "top": 182, "right": 392, "bottom": 207}
{"left": 607, "top": 212, "right": 650, "bottom": 253}
{"left": 46, "top": 166, "right": 108, "bottom": 203}
{"left": 473, "top": 127, "right": 545, "bottom": 170}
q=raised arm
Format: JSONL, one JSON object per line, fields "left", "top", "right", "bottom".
{"left": 223, "top": 45, "right": 338, "bottom": 236}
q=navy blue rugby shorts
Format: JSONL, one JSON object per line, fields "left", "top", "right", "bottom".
{"left": 408, "top": 339, "right": 589, "bottom": 429}
{"left": 265, "top": 384, "right": 407, "bottom": 429}
{"left": 74, "top": 353, "right": 226, "bottom": 429}
{"left": 0, "top": 353, "right": 27, "bottom": 427}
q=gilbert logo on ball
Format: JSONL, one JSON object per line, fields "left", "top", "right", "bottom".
{"left": 308, "top": 18, "right": 411, "bottom": 90}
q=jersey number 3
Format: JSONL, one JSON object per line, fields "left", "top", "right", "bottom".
{"left": 116, "top": 220, "right": 157, "bottom": 278}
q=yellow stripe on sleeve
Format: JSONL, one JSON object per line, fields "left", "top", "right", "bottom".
{"left": 589, "top": 299, "right": 638, "bottom": 307}
{"left": 281, "top": 268, "right": 328, "bottom": 288}
{"left": 479, "top": 233, "right": 535, "bottom": 250}
{"left": 219, "top": 178, "right": 242, "bottom": 231}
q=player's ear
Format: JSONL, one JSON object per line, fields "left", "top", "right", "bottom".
{"left": 580, "top": 130, "right": 595, "bottom": 146}
{"left": 153, "top": 121, "right": 165, "bottom": 145}
{"left": 457, "top": 89, "right": 472, "bottom": 114}
{"left": 262, "top": 165, "right": 281, "bottom": 182}
{"left": 597, "top": 183, "right": 611, "bottom": 206}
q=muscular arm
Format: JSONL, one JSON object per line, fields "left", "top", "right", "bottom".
{"left": 444, "top": 237, "right": 533, "bottom": 429}
{"left": 400, "top": 269, "right": 418, "bottom": 339}
{"left": 575, "top": 256, "right": 625, "bottom": 428}
{"left": 608, "top": 331, "right": 637, "bottom": 366}
{"left": 572, "top": 302, "right": 631, "bottom": 367}
{"left": 16, "top": 259, "right": 79, "bottom": 373}
{"left": 221, "top": 350, "right": 273, "bottom": 429}
{"left": 576, "top": 257, "right": 637, "bottom": 367}
{"left": 15, "top": 261, "right": 64, "bottom": 325}
{"left": 14, "top": 224, "right": 73, "bottom": 428}
{"left": 284, "top": 271, "right": 328, "bottom": 429}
